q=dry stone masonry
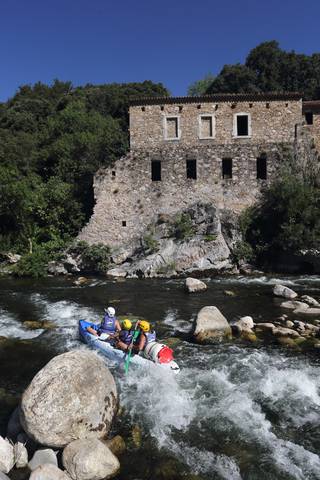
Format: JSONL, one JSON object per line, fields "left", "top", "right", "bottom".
{"left": 79, "top": 93, "right": 320, "bottom": 248}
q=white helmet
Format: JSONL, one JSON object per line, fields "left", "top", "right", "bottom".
{"left": 106, "top": 307, "right": 115, "bottom": 317}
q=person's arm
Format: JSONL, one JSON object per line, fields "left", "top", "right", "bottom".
{"left": 87, "top": 326, "right": 98, "bottom": 336}
{"left": 115, "top": 319, "right": 121, "bottom": 332}
{"left": 133, "top": 333, "right": 146, "bottom": 353}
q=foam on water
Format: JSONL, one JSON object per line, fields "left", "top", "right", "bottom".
{"left": 0, "top": 308, "right": 44, "bottom": 339}
{"left": 119, "top": 344, "right": 320, "bottom": 479}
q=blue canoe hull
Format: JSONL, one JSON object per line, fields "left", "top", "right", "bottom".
{"left": 79, "top": 320, "right": 180, "bottom": 373}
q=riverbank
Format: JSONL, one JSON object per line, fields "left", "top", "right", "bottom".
{"left": 1, "top": 274, "right": 320, "bottom": 479}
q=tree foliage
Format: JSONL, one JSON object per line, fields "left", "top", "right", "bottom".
{"left": 205, "top": 41, "right": 320, "bottom": 99}
{"left": 0, "top": 79, "right": 169, "bottom": 256}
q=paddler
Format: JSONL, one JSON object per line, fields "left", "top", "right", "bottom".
{"left": 86, "top": 306, "right": 121, "bottom": 340}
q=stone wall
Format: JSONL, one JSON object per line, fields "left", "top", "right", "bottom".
{"left": 130, "top": 97, "right": 302, "bottom": 150}
{"left": 79, "top": 142, "right": 294, "bottom": 248}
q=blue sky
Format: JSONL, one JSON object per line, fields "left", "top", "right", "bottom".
{"left": 1, "top": 0, "right": 320, "bottom": 101}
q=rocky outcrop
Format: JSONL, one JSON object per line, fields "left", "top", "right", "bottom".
{"left": 20, "top": 350, "right": 118, "bottom": 448}
{"left": 193, "top": 306, "right": 232, "bottom": 343}
{"left": 62, "top": 438, "right": 120, "bottom": 480}
{"left": 185, "top": 277, "right": 207, "bottom": 293}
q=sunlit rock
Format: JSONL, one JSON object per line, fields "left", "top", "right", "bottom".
{"left": 193, "top": 306, "right": 231, "bottom": 343}
{"left": 273, "top": 284, "right": 298, "bottom": 299}
{"left": 185, "top": 277, "right": 207, "bottom": 293}
{"left": 20, "top": 350, "right": 118, "bottom": 448}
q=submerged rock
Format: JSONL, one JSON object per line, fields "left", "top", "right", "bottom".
{"left": 185, "top": 277, "right": 207, "bottom": 293}
{"left": 105, "top": 435, "right": 126, "bottom": 457}
{"left": 62, "top": 437, "right": 120, "bottom": 480}
{"left": 20, "top": 350, "right": 118, "bottom": 448}
{"left": 193, "top": 306, "right": 231, "bottom": 343}
{"left": 273, "top": 285, "right": 298, "bottom": 299}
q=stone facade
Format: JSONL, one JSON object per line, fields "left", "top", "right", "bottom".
{"left": 79, "top": 94, "right": 319, "bottom": 248}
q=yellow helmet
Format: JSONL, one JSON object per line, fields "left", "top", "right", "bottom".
{"left": 122, "top": 319, "right": 132, "bottom": 330}
{"left": 139, "top": 320, "right": 150, "bottom": 332}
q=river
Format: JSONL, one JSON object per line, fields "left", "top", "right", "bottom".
{"left": 1, "top": 274, "right": 320, "bottom": 480}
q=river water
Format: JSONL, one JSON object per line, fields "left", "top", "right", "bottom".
{"left": 1, "top": 275, "right": 320, "bottom": 480}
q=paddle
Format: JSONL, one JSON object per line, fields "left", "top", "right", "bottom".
{"left": 124, "top": 321, "right": 140, "bottom": 374}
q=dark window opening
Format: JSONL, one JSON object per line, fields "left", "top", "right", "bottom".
{"left": 257, "top": 156, "right": 267, "bottom": 180}
{"left": 122, "top": 221, "right": 126, "bottom": 227}
{"left": 237, "top": 115, "right": 249, "bottom": 136}
{"left": 141, "top": 107, "right": 145, "bottom": 112}
{"left": 112, "top": 171, "right": 116, "bottom": 176}
{"left": 222, "top": 158, "right": 232, "bottom": 179}
{"left": 151, "top": 160, "right": 161, "bottom": 181}
{"left": 186, "top": 159, "right": 197, "bottom": 179}
{"left": 305, "top": 112, "right": 313, "bottom": 125}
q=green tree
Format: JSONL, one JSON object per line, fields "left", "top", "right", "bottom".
{"left": 188, "top": 73, "right": 215, "bottom": 96}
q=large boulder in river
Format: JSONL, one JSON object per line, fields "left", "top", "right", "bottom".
{"left": 63, "top": 437, "right": 120, "bottom": 480}
{"left": 273, "top": 284, "right": 298, "bottom": 299}
{"left": 193, "top": 306, "right": 231, "bottom": 343}
{"left": 20, "top": 350, "right": 118, "bottom": 448}
{"left": 185, "top": 277, "right": 207, "bottom": 293}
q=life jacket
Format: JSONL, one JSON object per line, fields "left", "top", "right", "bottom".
{"left": 119, "top": 329, "right": 133, "bottom": 345}
{"left": 145, "top": 330, "right": 156, "bottom": 345}
{"left": 99, "top": 314, "right": 116, "bottom": 334}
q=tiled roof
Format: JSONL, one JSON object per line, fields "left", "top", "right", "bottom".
{"left": 130, "top": 92, "right": 302, "bottom": 106}
{"left": 302, "top": 101, "right": 320, "bottom": 113}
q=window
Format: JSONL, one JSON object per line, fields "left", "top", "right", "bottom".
{"left": 305, "top": 112, "right": 313, "bottom": 125}
{"left": 186, "top": 159, "right": 197, "bottom": 179}
{"left": 112, "top": 171, "right": 116, "bottom": 177}
{"left": 122, "top": 221, "right": 127, "bottom": 227}
{"left": 222, "top": 158, "right": 232, "bottom": 179}
{"left": 151, "top": 160, "right": 161, "bottom": 181}
{"left": 165, "top": 116, "right": 179, "bottom": 140}
{"left": 257, "top": 155, "right": 267, "bottom": 180}
{"left": 234, "top": 113, "right": 251, "bottom": 137}
{"left": 199, "top": 115, "right": 215, "bottom": 139}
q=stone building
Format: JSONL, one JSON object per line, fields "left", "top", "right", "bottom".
{"left": 79, "top": 93, "right": 320, "bottom": 248}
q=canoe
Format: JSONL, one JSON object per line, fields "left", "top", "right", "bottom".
{"left": 79, "top": 320, "right": 180, "bottom": 374}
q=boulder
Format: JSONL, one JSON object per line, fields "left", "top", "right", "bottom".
{"left": 193, "top": 306, "right": 231, "bottom": 342}
{"left": 14, "top": 442, "right": 28, "bottom": 468}
{"left": 30, "top": 464, "right": 71, "bottom": 480}
{"left": 255, "top": 323, "right": 275, "bottom": 333}
{"left": 185, "top": 277, "right": 207, "bottom": 293}
{"left": 272, "top": 327, "right": 300, "bottom": 339}
{"left": 273, "top": 285, "right": 298, "bottom": 299}
{"left": 0, "top": 436, "right": 14, "bottom": 474}
{"left": 301, "top": 295, "right": 320, "bottom": 307}
{"left": 235, "top": 316, "right": 254, "bottom": 332}
{"left": 280, "top": 300, "right": 309, "bottom": 310}
{"left": 47, "top": 261, "right": 68, "bottom": 276}
{"left": 63, "top": 438, "right": 120, "bottom": 480}
{"left": 73, "top": 276, "right": 88, "bottom": 286}
{"left": 294, "top": 307, "right": 320, "bottom": 316}
{"left": 28, "top": 449, "right": 57, "bottom": 471}
{"left": 106, "top": 268, "right": 127, "bottom": 278}
{"left": 63, "top": 254, "right": 81, "bottom": 274}
{"left": 285, "top": 320, "right": 294, "bottom": 328}
{"left": 20, "top": 350, "right": 118, "bottom": 448}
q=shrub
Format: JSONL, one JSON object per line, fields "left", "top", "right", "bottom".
{"left": 142, "top": 232, "right": 159, "bottom": 254}
{"left": 173, "top": 213, "right": 195, "bottom": 240}
{"left": 69, "top": 241, "right": 111, "bottom": 273}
